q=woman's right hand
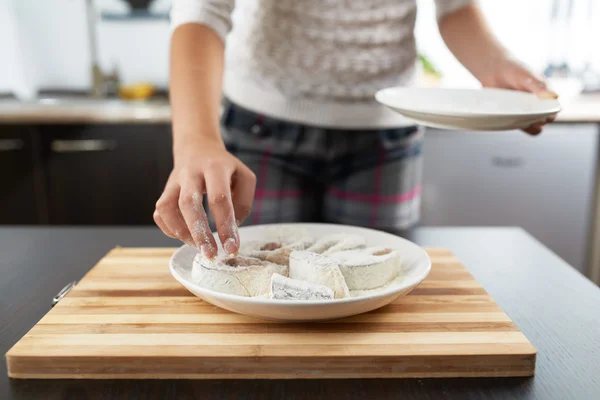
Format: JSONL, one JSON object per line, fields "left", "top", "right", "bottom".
{"left": 153, "top": 140, "right": 256, "bottom": 259}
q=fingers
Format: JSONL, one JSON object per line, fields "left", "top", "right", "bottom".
{"left": 155, "top": 149, "right": 254, "bottom": 258}
{"left": 483, "top": 60, "right": 559, "bottom": 136}
{"left": 231, "top": 166, "right": 257, "bottom": 225}
{"left": 527, "top": 116, "right": 555, "bottom": 134}
{"left": 523, "top": 121, "right": 545, "bottom": 136}
{"left": 205, "top": 166, "right": 239, "bottom": 255}
{"left": 179, "top": 182, "right": 219, "bottom": 259}
{"left": 153, "top": 211, "right": 175, "bottom": 238}
{"left": 521, "top": 76, "right": 547, "bottom": 94}
{"left": 523, "top": 118, "right": 555, "bottom": 136}
{"left": 536, "top": 90, "right": 559, "bottom": 100}
{"left": 520, "top": 75, "right": 558, "bottom": 99}
{"left": 517, "top": 72, "right": 557, "bottom": 135}
{"left": 155, "top": 184, "right": 194, "bottom": 246}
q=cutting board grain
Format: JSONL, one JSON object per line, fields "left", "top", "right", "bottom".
{"left": 5, "top": 247, "right": 536, "bottom": 379}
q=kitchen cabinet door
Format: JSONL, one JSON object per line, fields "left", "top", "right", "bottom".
{"left": 40, "top": 125, "right": 168, "bottom": 225}
{"left": 156, "top": 124, "right": 173, "bottom": 189}
{"left": 421, "top": 124, "right": 598, "bottom": 272}
{"left": 0, "top": 126, "right": 46, "bottom": 224}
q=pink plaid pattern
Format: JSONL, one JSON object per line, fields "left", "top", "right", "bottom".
{"left": 251, "top": 144, "right": 274, "bottom": 225}
{"left": 327, "top": 185, "right": 422, "bottom": 204}
{"left": 205, "top": 100, "right": 423, "bottom": 233}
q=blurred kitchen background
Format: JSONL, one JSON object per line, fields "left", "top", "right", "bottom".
{"left": 1, "top": 0, "right": 599, "bottom": 284}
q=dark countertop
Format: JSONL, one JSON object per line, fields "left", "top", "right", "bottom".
{"left": 1, "top": 226, "right": 599, "bottom": 400}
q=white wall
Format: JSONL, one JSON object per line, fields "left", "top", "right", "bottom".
{"left": 0, "top": 0, "right": 596, "bottom": 95}
{"left": 0, "top": 0, "right": 20, "bottom": 94}
{"left": 415, "top": 0, "right": 599, "bottom": 88}
{"left": 0, "top": 0, "right": 171, "bottom": 94}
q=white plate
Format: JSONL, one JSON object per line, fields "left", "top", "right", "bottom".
{"left": 169, "top": 223, "right": 431, "bottom": 322}
{"left": 375, "top": 87, "right": 561, "bottom": 131}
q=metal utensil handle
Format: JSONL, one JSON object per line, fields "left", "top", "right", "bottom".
{"left": 51, "top": 139, "right": 117, "bottom": 153}
{"left": 52, "top": 281, "right": 77, "bottom": 306}
{"left": 0, "top": 139, "right": 25, "bottom": 152}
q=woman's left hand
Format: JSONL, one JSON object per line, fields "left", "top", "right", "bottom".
{"left": 479, "top": 58, "right": 558, "bottom": 135}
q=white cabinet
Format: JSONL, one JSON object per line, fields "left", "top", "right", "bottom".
{"left": 421, "top": 124, "right": 598, "bottom": 273}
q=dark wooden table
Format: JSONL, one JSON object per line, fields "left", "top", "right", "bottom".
{"left": 1, "top": 227, "right": 599, "bottom": 400}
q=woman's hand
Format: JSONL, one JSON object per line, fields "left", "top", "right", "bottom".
{"left": 437, "top": 4, "right": 558, "bottom": 135}
{"left": 154, "top": 140, "right": 256, "bottom": 259}
{"left": 479, "top": 58, "right": 559, "bottom": 135}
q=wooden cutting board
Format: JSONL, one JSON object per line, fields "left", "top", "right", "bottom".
{"left": 6, "top": 247, "right": 535, "bottom": 379}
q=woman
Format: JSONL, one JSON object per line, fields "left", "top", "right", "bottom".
{"left": 154, "top": 0, "right": 557, "bottom": 259}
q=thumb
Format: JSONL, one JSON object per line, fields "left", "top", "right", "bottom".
{"left": 522, "top": 76, "right": 558, "bottom": 99}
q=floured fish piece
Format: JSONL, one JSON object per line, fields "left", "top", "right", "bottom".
{"left": 327, "top": 246, "right": 402, "bottom": 290}
{"left": 192, "top": 254, "right": 287, "bottom": 297}
{"left": 240, "top": 246, "right": 296, "bottom": 267}
{"left": 349, "top": 274, "right": 404, "bottom": 297}
{"left": 238, "top": 240, "right": 282, "bottom": 254}
{"left": 262, "top": 226, "right": 313, "bottom": 243}
{"left": 289, "top": 250, "right": 350, "bottom": 299}
{"left": 306, "top": 233, "right": 366, "bottom": 256}
{"left": 262, "top": 247, "right": 294, "bottom": 267}
{"left": 239, "top": 237, "right": 314, "bottom": 265}
{"left": 240, "top": 235, "right": 314, "bottom": 253}
{"left": 269, "top": 273, "right": 334, "bottom": 301}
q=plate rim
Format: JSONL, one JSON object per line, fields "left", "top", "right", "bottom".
{"left": 169, "top": 223, "right": 432, "bottom": 307}
{"left": 375, "top": 87, "right": 562, "bottom": 118}
{"left": 395, "top": 109, "right": 552, "bottom": 131}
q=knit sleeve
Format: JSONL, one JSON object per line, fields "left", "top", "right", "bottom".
{"left": 170, "top": 0, "right": 236, "bottom": 43}
{"left": 434, "top": 0, "right": 475, "bottom": 20}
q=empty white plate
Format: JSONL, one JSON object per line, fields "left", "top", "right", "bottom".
{"left": 375, "top": 87, "right": 561, "bottom": 131}
{"left": 170, "top": 223, "right": 431, "bottom": 322}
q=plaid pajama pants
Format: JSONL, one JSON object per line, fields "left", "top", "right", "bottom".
{"left": 209, "top": 100, "right": 424, "bottom": 234}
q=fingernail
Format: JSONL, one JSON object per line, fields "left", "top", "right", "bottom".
{"left": 201, "top": 244, "right": 216, "bottom": 260}
{"left": 223, "top": 238, "right": 238, "bottom": 255}
{"left": 538, "top": 90, "right": 558, "bottom": 99}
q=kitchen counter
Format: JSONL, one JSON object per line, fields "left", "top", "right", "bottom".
{"left": 556, "top": 93, "right": 600, "bottom": 123}
{"left": 1, "top": 227, "right": 599, "bottom": 400}
{"left": 0, "top": 97, "right": 172, "bottom": 124}
{"left": 0, "top": 93, "right": 599, "bottom": 124}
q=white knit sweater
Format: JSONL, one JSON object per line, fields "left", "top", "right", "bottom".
{"left": 171, "top": 0, "right": 473, "bottom": 129}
